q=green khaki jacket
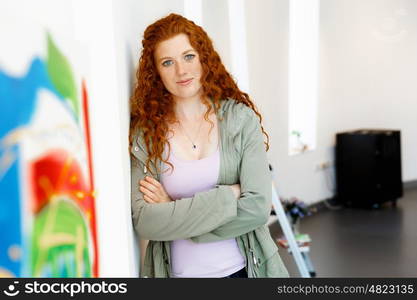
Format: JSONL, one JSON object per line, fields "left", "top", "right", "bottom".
{"left": 130, "top": 99, "right": 289, "bottom": 278}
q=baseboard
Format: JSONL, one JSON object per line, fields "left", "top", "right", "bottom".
{"left": 404, "top": 180, "right": 417, "bottom": 190}
{"left": 307, "top": 180, "right": 417, "bottom": 213}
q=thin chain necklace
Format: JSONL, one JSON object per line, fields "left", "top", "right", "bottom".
{"left": 178, "top": 115, "right": 205, "bottom": 150}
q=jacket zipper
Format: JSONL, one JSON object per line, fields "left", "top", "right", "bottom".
{"left": 248, "top": 234, "right": 260, "bottom": 278}
{"left": 249, "top": 248, "right": 258, "bottom": 268}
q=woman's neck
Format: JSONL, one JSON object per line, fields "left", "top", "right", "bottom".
{"left": 174, "top": 96, "right": 207, "bottom": 122}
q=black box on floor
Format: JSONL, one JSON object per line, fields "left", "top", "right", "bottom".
{"left": 335, "top": 129, "right": 403, "bottom": 207}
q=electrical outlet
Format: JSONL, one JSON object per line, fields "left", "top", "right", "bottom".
{"left": 317, "top": 161, "right": 331, "bottom": 170}
{"left": 322, "top": 161, "right": 331, "bottom": 169}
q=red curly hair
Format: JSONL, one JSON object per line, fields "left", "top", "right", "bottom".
{"left": 130, "top": 13, "right": 269, "bottom": 174}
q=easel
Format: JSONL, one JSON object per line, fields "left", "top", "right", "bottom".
{"left": 269, "top": 165, "right": 315, "bottom": 277}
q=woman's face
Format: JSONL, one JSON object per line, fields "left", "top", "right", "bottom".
{"left": 154, "top": 33, "right": 203, "bottom": 102}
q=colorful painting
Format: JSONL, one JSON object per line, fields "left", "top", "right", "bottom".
{"left": 0, "top": 34, "right": 98, "bottom": 277}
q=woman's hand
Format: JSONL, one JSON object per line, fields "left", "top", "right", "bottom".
{"left": 139, "top": 176, "right": 172, "bottom": 204}
{"left": 230, "top": 184, "right": 241, "bottom": 199}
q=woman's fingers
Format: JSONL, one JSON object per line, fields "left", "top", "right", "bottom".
{"left": 139, "top": 179, "right": 158, "bottom": 192}
{"left": 140, "top": 186, "right": 157, "bottom": 201}
{"left": 145, "top": 176, "right": 162, "bottom": 187}
{"left": 143, "top": 195, "right": 156, "bottom": 203}
{"left": 139, "top": 176, "right": 171, "bottom": 203}
{"left": 141, "top": 176, "right": 164, "bottom": 196}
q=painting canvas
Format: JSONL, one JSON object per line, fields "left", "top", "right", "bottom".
{"left": 0, "top": 33, "right": 99, "bottom": 277}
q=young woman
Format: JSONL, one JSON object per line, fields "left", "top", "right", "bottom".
{"left": 130, "top": 13, "right": 288, "bottom": 278}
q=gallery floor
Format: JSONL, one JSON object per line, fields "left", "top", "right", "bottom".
{"left": 269, "top": 187, "right": 417, "bottom": 277}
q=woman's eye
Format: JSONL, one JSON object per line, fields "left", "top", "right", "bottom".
{"left": 184, "top": 54, "right": 195, "bottom": 61}
{"left": 162, "top": 60, "right": 173, "bottom": 67}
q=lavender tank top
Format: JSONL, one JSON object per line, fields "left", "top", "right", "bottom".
{"left": 160, "top": 144, "right": 245, "bottom": 278}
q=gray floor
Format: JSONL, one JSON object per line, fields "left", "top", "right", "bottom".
{"left": 269, "top": 188, "right": 417, "bottom": 277}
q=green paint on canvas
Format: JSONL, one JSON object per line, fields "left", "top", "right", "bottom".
{"left": 46, "top": 33, "right": 79, "bottom": 118}
{"left": 31, "top": 197, "right": 91, "bottom": 277}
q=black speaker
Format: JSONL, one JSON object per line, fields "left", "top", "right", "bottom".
{"left": 335, "top": 129, "right": 403, "bottom": 207}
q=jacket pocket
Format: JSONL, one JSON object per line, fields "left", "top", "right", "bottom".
{"left": 264, "top": 252, "right": 290, "bottom": 278}
{"left": 255, "top": 225, "right": 279, "bottom": 258}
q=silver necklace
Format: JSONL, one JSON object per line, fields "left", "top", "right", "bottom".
{"left": 179, "top": 116, "right": 204, "bottom": 150}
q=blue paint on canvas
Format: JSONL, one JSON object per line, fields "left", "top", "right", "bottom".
{"left": 0, "top": 58, "right": 64, "bottom": 276}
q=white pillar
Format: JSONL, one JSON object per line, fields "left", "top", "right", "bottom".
{"left": 228, "top": 0, "right": 250, "bottom": 93}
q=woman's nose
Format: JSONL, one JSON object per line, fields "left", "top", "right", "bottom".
{"left": 175, "top": 61, "right": 187, "bottom": 76}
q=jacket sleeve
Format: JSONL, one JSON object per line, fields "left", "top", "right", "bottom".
{"left": 130, "top": 154, "right": 237, "bottom": 241}
{"left": 190, "top": 111, "right": 272, "bottom": 243}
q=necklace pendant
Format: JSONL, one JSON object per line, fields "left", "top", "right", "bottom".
{"left": 192, "top": 144, "right": 197, "bottom": 149}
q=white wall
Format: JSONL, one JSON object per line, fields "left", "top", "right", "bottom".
{"left": 319, "top": 0, "right": 417, "bottom": 182}
{"left": 72, "top": 0, "right": 138, "bottom": 278}
{"left": 245, "top": 0, "right": 417, "bottom": 204}
{"left": 202, "top": 0, "right": 232, "bottom": 72}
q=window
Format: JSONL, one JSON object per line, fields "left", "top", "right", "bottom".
{"left": 288, "top": 0, "right": 320, "bottom": 155}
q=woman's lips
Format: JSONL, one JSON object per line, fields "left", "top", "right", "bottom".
{"left": 176, "top": 78, "right": 193, "bottom": 86}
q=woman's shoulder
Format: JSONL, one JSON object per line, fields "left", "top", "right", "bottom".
{"left": 220, "top": 98, "right": 259, "bottom": 129}
{"left": 220, "top": 98, "right": 257, "bottom": 119}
